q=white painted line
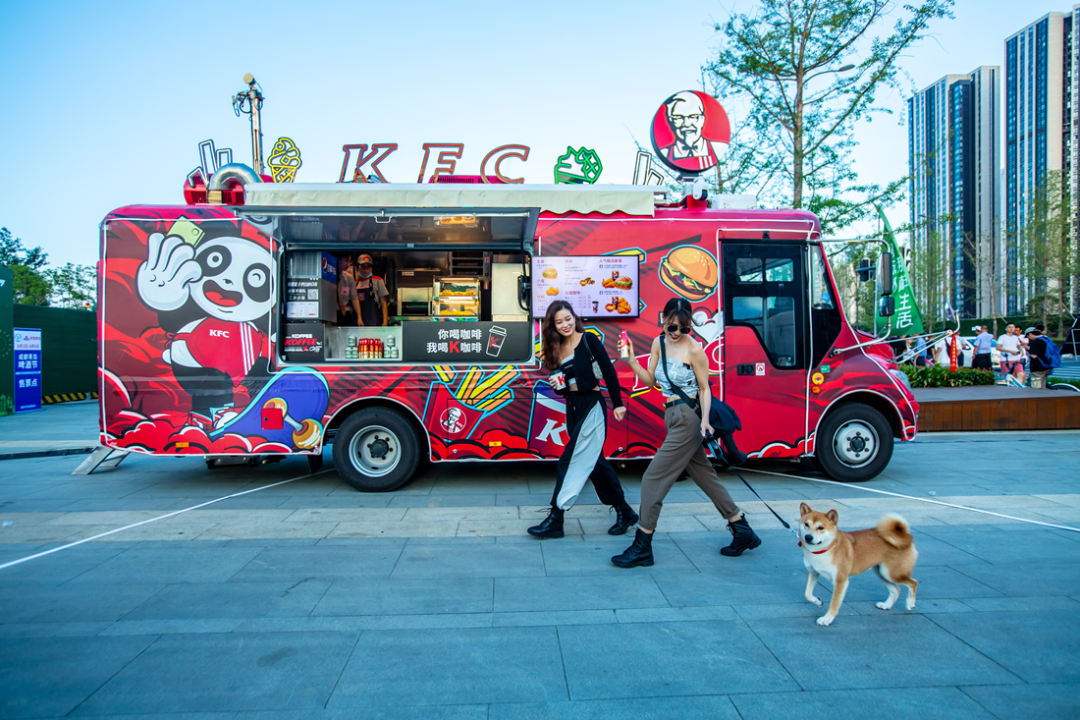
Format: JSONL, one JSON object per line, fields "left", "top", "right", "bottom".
{"left": 741, "top": 468, "right": 1080, "bottom": 533}
{"left": 0, "top": 468, "right": 334, "bottom": 572}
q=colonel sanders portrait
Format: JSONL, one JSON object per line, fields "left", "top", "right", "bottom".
{"left": 650, "top": 90, "right": 731, "bottom": 174}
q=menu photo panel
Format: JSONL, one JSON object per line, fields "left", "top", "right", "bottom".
{"left": 532, "top": 255, "right": 639, "bottom": 318}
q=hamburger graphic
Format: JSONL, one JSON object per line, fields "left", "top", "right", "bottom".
{"left": 614, "top": 275, "right": 633, "bottom": 290}
{"left": 660, "top": 246, "right": 718, "bottom": 301}
{"left": 541, "top": 267, "right": 558, "bottom": 279}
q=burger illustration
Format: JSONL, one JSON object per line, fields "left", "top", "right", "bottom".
{"left": 541, "top": 267, "right": 558, "bottom": 279}
{"left": 614, "top": 275, "right": 633, "bottom": 290}
{"left": 660, "top": 246, "right": 718, "bottom": 301}
{"left": 546, "top": 286, "right": 559, "bottom": 296}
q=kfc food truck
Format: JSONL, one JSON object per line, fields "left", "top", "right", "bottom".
{"left": 98, "top": 175, "right": 917, "bottom": 491}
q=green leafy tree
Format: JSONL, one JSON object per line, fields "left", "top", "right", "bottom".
{"left": 703, "top": 0, "right": 954, "bottom": 233}
{"left": 1016, "top": 170, "right": 1077, "bottom": 336}
{"left": 47, "top": 263, "right": 97, "bottom": 310}
{"left": 0, "top": 227, "right": 51, "bottom": 305}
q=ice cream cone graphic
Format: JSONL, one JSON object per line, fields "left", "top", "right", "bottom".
{"left": 267, "top": 137, "right": 302, "bottom": 183}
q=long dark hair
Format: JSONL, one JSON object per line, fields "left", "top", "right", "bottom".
{"left": 541, "top": 300, "right": 585, "bottom": 370}
{"left": 662, "top": 297, "right": 693, "bottom": 329}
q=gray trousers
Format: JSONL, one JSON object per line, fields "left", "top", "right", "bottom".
{"left": 638, "top": 403, "right": 741, "bottom": 530}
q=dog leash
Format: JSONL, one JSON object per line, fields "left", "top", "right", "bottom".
{"left": 705, "top": 438, "right": 800, "bottom": 539}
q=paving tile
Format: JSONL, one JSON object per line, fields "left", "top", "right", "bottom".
{"left": 731, "top": 686, "right": 996, "bottom": 720}
{"left": 652, "top": 566, "right": 809, "bottom": 607}
{"left": 0, "top": 621, "right": 113, "bottom": 638}
{"left": 236, "top": 707, "right": 487, "bottom": 720}
{"left": 733, "top": 602, "right": 860, "bottom": 621}
{"left": 73, "top": 545, "right": 265, "bottom": 584}
{"left": 328, "top": 627, "right": 567, "bottom": 706}
{"left": 0, "top": 635, "right": 157, "bottom": 718}
{"left": 960, "top": 682, "right": 1080, "bottom": 720}
{"left": 493, "top": 575, "right": 668, "bottom": 613}
{"left": 387, "top": 494, "right": 498, "bottom": 507}
{"left": 961, "top": 595, "right": 1080, "bottom": 612}
{"left": 539, "top": 536, "right": 700, "bottom": 577}
{"left": 0, "top": 543, "right": 132, "bottom": 584}
{"left": 930, "top": 610, "right": 1080, "bottom": 684}
{"left": 235, "top": 614, "right": 494, "bottom": 633}
{"left": 312, "top": 578, "right": 493, "bottom": 616}
{"left": 101, "top": 619, "right": 243, "bottom": 635}
{"left": 390, "top": 542, "right": 545, "bottom": 579}
{"left": 74, "top": 631, "right": 359, "bottom": 714}
{"left": 229, "top": 544, "right": 405, "bottom": 582}
{"left": 949, "top": 561, "right": 1080, "bottom": 597}
{"left": 0, "top": 579, "right": 163, "bottom": 624}
{"left": 488, "top": 695, "right": 741, "bottom": 720}
{"left": 743, "top": 614, "right": 1021, "bottom": 690}
{"left": 920, "top": 526, "right": 1080, "bottom": 563}
{"left": 558, "top": 620, "right": 798, "bottom": 698}
{"left": 614, "top": 605, "right": 738, "bottom": 624}
{"left": 492, "top": 609, "right": 617, "bottom": 627}
{"left": 845, "top": 598, "right": 974, "bottom": 614}
{"left": 124, "top": 579, "right": 332, "bottom": 620}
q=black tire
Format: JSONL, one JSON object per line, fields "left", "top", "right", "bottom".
{"left": 332, "top": 407, "right": 420, "bottom": 492}
{"left": 813, "top": 402, "right": 893, "bottom": 483}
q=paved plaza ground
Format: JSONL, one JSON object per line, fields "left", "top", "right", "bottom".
{"left": 1, "top": 403, "right": 1079, "bottom": 718}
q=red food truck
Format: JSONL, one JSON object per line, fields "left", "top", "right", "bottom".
{"left": 98, "top": 174, "right": 917, "bottom": 491}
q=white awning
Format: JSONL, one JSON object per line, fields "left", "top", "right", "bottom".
{"left": 240, "top": 183, "right": 659, "bottom": 216}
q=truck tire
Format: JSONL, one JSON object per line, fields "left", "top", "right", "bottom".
{"left": 813, "top": 402, "right": 893, "bottom": 483}
{"left": 332, "top": 407, "right": 420, "bottom": 492}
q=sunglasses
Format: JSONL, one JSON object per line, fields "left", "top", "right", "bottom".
{"left": 665, "top": 324, "right": 692, "bottom": 335}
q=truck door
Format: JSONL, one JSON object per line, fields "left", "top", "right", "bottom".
{"left": 721, "top": 243, "right": 810, "bottom": 457}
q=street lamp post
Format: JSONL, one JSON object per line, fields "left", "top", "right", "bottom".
{"left": 232, "top": 74, "right": 265, "bottom": 175}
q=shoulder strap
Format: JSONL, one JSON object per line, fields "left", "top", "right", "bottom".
{"left": 660, "top": 336, "right": 700, "bottom": 419}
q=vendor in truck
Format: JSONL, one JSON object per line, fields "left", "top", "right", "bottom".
{"left": 354, "top": 254, "right": 390, "bottom": 327}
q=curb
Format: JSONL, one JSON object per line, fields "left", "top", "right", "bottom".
{"left": 42, "top": 392, "right": 98, "bottom": 405}
{"left": 0, "top": 447, "right": 97, "bottom": 462}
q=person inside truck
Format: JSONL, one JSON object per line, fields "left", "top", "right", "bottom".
{"left": 337, "top": 254, "right": 361, "bottom": 326}
{"left": 354, "top": 254, "right": 389, "bottom": 327}
{"left": 612, "top": 298, "right": 761, "bottom": 568}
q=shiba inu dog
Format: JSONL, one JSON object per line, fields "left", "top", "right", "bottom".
{"left": 799, "top": 502, "right": 919, "bottom": 626}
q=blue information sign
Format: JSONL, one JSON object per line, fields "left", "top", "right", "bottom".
{"left": 14, "top": 328, "right": 42, "bottom": 413}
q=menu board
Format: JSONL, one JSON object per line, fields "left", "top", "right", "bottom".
{"left": 531, "top": 255, "right": 640, "bottom": 318}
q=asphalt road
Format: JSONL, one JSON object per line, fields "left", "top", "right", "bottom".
{"left": 1, "top": 403, "right": 1078, "bottom": 719}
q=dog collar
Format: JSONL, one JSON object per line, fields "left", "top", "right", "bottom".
{"left": 798, "top": 540, "right": 832, "bottom": 554}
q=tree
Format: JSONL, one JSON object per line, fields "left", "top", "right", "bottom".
{"left": 0, "top": 226, "right": 51, "bottom": 305}
{"left": 960, "top": 230, "right": 1005, "bottom": 336}
{"left": 47, "top": 263, "right": 97, "bottom": 310}
{"left": 908, "top": 226, "right": 947, "bottom": 333}
{"left": 703, "top": 0, "right": 954, "bottom": 233}
{"left": 1017, "top": 170, "right": 1077, "bottom": 336}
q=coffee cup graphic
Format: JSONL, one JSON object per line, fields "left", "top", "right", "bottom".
{"left": 486, "top": 326, "right": 507, "bottom": 357}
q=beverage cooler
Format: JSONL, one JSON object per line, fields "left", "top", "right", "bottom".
{"left": 285, "top": 252, "right": 338, "bottom": 321}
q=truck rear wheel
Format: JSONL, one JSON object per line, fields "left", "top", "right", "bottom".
{"left": 813, "top": 402, "right": 893, "bottom": 483}
{"left": 332, "top": 407, "right": 420, "bottom": 492}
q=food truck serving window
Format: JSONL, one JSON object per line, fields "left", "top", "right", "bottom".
{"left": 271, "top": 212, "right": 536, "bottom": 367}
{"left": 531, "top": 256, "right": 640, "bottom": 318}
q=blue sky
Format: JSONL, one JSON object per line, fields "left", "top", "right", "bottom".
{"left": 0, "top": 0, "right": 1069, "bottom": 266}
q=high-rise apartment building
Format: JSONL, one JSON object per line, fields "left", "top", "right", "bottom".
{"left": 908, "top": 67, "right": 1000, "bottom": 318}
{"left": 1004, "top": 9, "right": 1080, "bottom": 315}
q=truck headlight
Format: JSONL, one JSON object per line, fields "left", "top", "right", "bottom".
{"left": 889, "top": 368, "right": 913, "bottom": 394}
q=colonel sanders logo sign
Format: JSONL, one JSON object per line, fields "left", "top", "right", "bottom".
{"left": 650, "top": 90, "right": 731, "bottom": 174}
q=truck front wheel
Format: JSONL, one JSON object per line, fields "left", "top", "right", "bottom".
{"left": 813, "top": 402, "right": 893, "bottom": 483}
{"left": 332, "top": 407, "right": 420, "bottom": 492}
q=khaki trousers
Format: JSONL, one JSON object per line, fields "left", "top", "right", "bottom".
{"left": 638, "top": 403, "right": 740, "bottom": 530}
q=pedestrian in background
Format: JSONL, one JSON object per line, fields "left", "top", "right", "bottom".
{"left": 1026, "top": 327, "right": 1052, "bottom": 389}
{"left": 997, "top": 324, "right": 1026, "bottom": 383}
{"left": 972, "top": 326, "right": 994, "bottom": 371}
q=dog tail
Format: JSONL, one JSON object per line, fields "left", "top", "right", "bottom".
{"left": 876, "top": 514, "right": 914, "bottom": 549}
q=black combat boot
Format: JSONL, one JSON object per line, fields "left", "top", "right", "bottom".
{"left": 611, "top": 528, "right": 654, "bottom": 567}
{"left": 721, "top": 516, "right": 761, "bottom": 556}
{"left": 528, "top": 507, "right": 565, "bottom": 539}
{"left": 608, "top": 503, "right": 639, "bottom": 536}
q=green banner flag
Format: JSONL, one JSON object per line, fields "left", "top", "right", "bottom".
{"left": 874, "top": 206, "right": 924, "bottom": 336}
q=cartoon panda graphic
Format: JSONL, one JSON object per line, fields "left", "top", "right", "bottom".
{"left": 136, "top": 228, "right": 273, "bottom": 429}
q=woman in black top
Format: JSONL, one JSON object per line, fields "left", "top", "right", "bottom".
{"left": 528, "top": 301, "right": 638, "bottom": 539}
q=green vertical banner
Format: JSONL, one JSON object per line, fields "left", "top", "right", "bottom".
{"left": 0, "top": 267, "right": 13, "bottom": 417}
{"left": 875, "top": 206, "right": 924, "bottom": 336}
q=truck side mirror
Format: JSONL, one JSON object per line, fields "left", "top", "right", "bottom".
{"left": 877, "top": 252, "right": 894, "bottom": 295}
{"left": 878, "top": 296, "right": 895, "bottom": 317}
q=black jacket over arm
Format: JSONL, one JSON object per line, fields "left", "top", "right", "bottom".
{"left": 555, "top": 332, "right": 624, "bottom": 408}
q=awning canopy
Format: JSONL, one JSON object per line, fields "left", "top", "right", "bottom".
{"left": 240, "top": 183, "right": 660, "bottom": 217}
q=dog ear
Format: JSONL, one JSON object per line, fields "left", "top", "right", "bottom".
{"left": 826, "top": 509, "right": 839, "bottom": 524}
{"left": 800, "top": 502, "right": 811, "bottom": 516}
